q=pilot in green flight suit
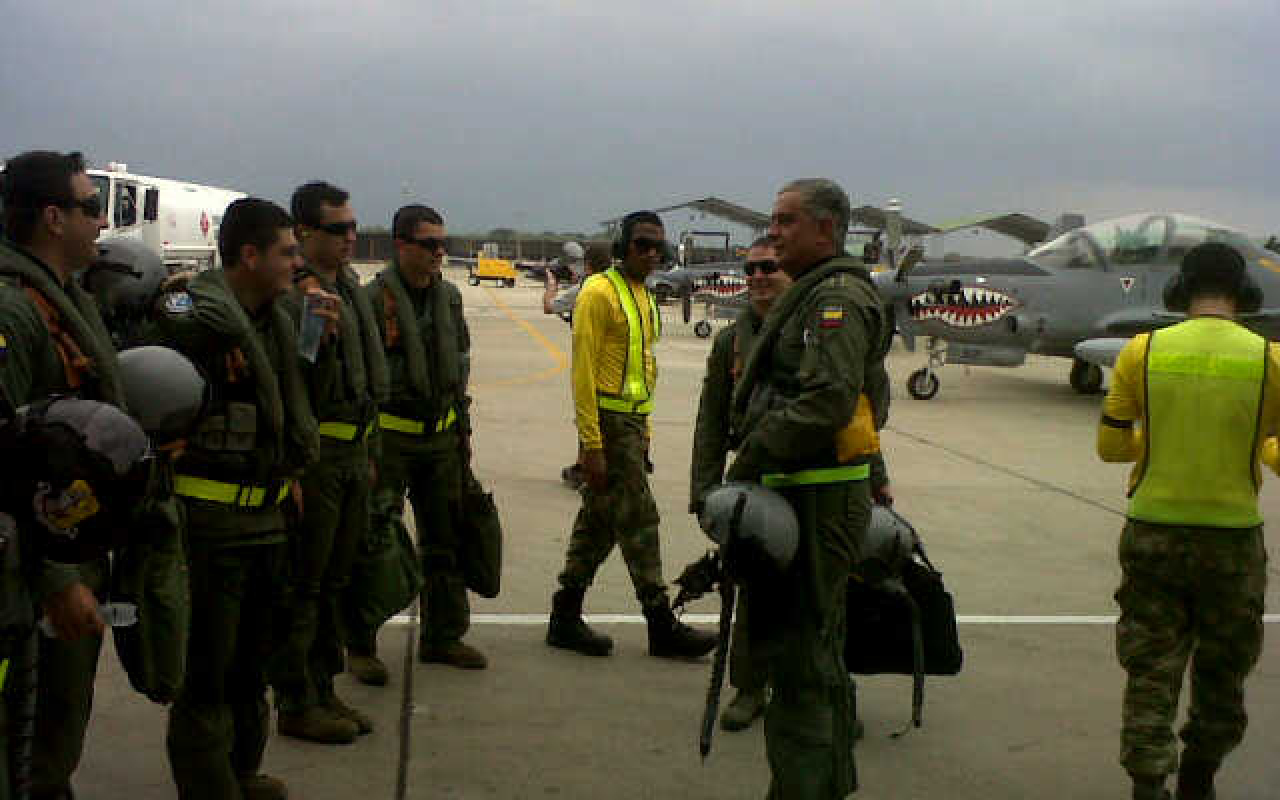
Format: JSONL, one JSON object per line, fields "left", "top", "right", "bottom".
{"left": 726, "top": 180, "right": 891, "bottom": 799}
{"left": 157, "top": 198, "right": 317, "bottom": 800}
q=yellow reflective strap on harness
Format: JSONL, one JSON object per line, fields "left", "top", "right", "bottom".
{"left": 761, "top": 463, "right": 871, "bottom": 488}
{"left": 378, "top": 408, "right": 456, "bottom": 436}
{"left": 174, "top": 475, "right": 289, "bottom": 508}
{"left": 0, "top": 658, "right": 8, "bottom": 691}
{"left": 318, "top": 421, "right": 363, "bottom": 441}
{"left": 597, "top": 395, "right": 654, "bottom": 414}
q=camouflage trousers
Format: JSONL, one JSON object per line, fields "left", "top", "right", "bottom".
{"left": 558, "top": 411, "right": 668, "bottom": 609}
{"left": 1115, "top": 520, "right": 1267, "bottom": 779}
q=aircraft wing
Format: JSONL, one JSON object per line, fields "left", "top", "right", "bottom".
{"left": 935, "top": 212, "right": 1051, "bottom": 247}
{"left": 1073, "top": 338, "right": 1130, "bottom": 369}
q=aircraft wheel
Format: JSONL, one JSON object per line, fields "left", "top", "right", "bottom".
{"left": 694, "top": 320, "right": 713, "bottom": 338}
{"left": 1070, "top": 360, "right": 1104, "bottom": 394}
{"left": 681, "top": 294, "right": 693, "bottom": 324}
{"left": 907, "top": 368, "right": 940, "bottom": 400}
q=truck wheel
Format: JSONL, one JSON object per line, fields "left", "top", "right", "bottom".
{"left": 694, "top": 320, "right": 712, "bottom": 338}
{"left": 504, "top": 278, "right": 516, "bottom": 287}
{"left": 468, "top": 274, "right": 480, "bottom": 286}
{"left": 907, "top": 368, "right": 940, "bottom": 400}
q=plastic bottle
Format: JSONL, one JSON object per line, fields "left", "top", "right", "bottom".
{"left": 38, "top": 601, "right": 138, "bottom": 638}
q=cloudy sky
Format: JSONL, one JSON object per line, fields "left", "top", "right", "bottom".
{"left": 2, "top": 0, "right": 1275, "bottom": 239}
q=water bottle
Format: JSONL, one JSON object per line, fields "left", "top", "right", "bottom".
{"left": 39, "top": 601, "right": 138, "bottom": 638}
{"left": 298, "top": 293, "right": 326, "bottom": 363}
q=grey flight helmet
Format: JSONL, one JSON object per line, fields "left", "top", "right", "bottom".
{"left": 117, "top": 346, "right": 210, "bottom": 443}
{"left": 699, "top": 481, "right": 799, "bottom": 575}
{"left": 82, "top": 238, "right": 167, "bottom": 317}
{"left": 858, "top": 505, "right": 921, "bottom": 586}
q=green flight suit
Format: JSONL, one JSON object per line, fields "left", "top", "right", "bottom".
{"left": 154, "top": 269, "right": 318, "bottom": 800}
{"left": 726, "top": 254, "right": 891, "bottom": 799}
{"left": 690, "top": 312, "right": 769, "bottom": 693}
{"left": 272, "top": 265, "right": 388, "bottom": 713}
{"left": 350, "top": 264, "right": 471, "bottom": 654}
{"left": 0, "top": 238, "right": 124, "bottom": 800}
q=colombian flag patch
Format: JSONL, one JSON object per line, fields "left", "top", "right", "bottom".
{"left": 0, "top": 333, "right": 7, "bottom": 360}
{"left": 818, "top": 307, "right": 844, "bottom": 328}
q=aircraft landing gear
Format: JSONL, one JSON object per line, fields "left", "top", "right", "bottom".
{"left": 1069, "top": 358, "right": 1104, "bottom": 395}
{"left": 694, "top": 320, "right": 713, "bottom": 338}
{"left": 907, "top": 337, "right": 944, "bottom": 400}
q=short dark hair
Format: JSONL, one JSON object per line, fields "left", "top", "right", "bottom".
{"left": 749, "top": 235, "right": 773, "bottom": 249}
{"left": 584, "top": 242, "right": 612, "bottom": 271}
{"left": 218, "top": 198, "right": 292, "bottom": 267}
{"left": 1, "top": 150, "right": 87, "bottom": 245}
{"left": 1181, "top": 242, "right": 1248, "bottom": 299}
{"left": 290, "top": 181, "right": 349, "bottom": 228}
{"left": 393, "top": 205, "right": 445, "bottom": 240}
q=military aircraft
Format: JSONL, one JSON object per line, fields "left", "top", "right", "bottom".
{"left": 872, "top": 212, "right": 1280, "bottom": 400}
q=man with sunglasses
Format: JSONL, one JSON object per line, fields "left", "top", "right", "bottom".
{"left": 0, "top": 150, "right": 127, "bottom": 800}
{"left": 268, "top": 182, "right": 386, "bottom": 744}
{"left": 725, "top": 179, "right": 893, "bottom": 798}
{"left": 690, "top": 236, "right": 791, "bottom": 731}
{"left": 347, "top": 204, "right": 485, "bottom": 680}
{"left": 545, "top": 211, "right": 716, "bottom": 660}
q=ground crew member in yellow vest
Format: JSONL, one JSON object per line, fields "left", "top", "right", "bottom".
{"left": 347, "top": 203, "right": 485, "bottom": 681}
{"left": 546, "top": 210, "right": 716, "bottom": 659}
{"left": 0, "top": 150, "right": 122, "bottom": 800}
{"left": 1098, "top": 242, "right": 1279, "bottom": 800}
{"left": 157, "top": 198, "right": 319, "bottom": 800}
{"left": 725, "top": 179, "right": 891, "bottom": 798}
{"left": 690, "top": 236, "right": 792, "bottom": 731}
{"left": 269, "top": 182, "right": 388, "bottom": 743}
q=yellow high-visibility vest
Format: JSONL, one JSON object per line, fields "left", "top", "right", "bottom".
{"left": 596, "top": 267, "right": 661, "bottom": 414}
{"left": 1129, "top": 319, "right": 1267, "bottom": 527}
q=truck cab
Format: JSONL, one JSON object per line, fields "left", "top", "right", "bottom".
{"left": 88, "top": 163, "right": 164, "bottom": 259}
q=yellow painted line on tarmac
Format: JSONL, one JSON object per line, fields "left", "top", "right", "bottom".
{"left": 475, "top": 286, "right": 569, "bottom": 388}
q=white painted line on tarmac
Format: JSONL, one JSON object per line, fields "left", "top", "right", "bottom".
{"left": 387, "top": 613, "right": 1280, "bottom": 626}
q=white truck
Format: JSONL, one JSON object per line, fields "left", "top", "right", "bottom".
{"left": 88, "top": 162, "right": 246, "bottom": 271}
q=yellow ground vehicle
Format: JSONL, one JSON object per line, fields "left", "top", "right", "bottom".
{"left": 468, "top": 242, "right": 518, "bottom": 287}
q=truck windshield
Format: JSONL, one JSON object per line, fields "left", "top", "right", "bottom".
{"left": 90, "top": 175, "right": 110, "bottom": 213}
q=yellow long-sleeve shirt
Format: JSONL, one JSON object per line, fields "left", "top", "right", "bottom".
{"left": 572, "top": 271, "right": 658, "bottom": 450}
{"left": 1097, "top": 330, "right": 1280, "bottom": 488}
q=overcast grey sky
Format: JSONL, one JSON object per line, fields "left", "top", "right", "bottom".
{"left": 2, "top": 0, "right": 1275, "bottom": 238}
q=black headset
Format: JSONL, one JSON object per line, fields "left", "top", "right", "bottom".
{"left": 1163, "top": 242, "right": 1263, "bottom": 314}
{"left": 612, "top": 211, "right": 660, "bottom": 260}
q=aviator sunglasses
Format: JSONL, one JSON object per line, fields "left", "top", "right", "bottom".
{"left": 630, "top": 236, "right": 665, "bottom": 255}
{"left": 65, "top": 191, "right": 103, "bottom": 218}
{"left": 314, "top": 220, "right": 358, "bottom": 236}
{"left": 405, "top": 236, "right": 447, "bottom": 251}
{"left": 744, "top": 259, "right": 779, "bottom": 276}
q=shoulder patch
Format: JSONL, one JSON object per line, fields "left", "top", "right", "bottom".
{"left": 0, "top": 333, "right": 7, "bottom": 360}
{"left": 818, "top": 306, "right": 845, "bottom": 329}
{"left": 162, "top": 291, "right": 193, "bottom": 315}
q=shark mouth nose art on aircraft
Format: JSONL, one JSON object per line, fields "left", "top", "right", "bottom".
{"left": 909, "top": 286, "right": 1017, "bottom": 328}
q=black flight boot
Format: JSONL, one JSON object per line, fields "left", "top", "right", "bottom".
{"left": 546, "top": 587, "right": 613, "bottom": 656}
{"left": 1175, "top": 757, "right": 1218, "bottom": 800}
{"left": 644, "top": 601, "right": 717, "bottom": 659}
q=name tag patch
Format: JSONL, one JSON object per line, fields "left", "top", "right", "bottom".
{"left": 163, "top": 292, "right": 193, "bottom": 315}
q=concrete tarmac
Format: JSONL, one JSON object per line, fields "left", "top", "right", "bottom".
{"left": 74, "top": 268, "right": 1280, "bottom": 798}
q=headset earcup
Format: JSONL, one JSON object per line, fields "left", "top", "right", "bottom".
{"left": 1163, "top": 274, "right": 1189, "bottom": 312}
{"left": 612, "top": 236, "right": 626, "bottom": 260}
{"left": 1238, "top": 273, "right": 1264, "bottom": 313}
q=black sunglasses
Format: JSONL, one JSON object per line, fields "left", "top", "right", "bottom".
{"left": 314, "top": 220, "right": 358, "bottom": 236}
{"left": 630, "top": 236, "right": 665, "bottom": 255}
{"left": 65, "top": 192, "right": 103, "bottom": 218}
{"left": 405, "top": 236, "right": 447, "bottom": 252}
{"left": 744, "top": 259, "right": 779, "bottom": 276}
